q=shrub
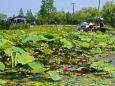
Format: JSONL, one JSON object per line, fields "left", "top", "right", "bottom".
{"left": 9, "top": 24, "right": 30, "bottom": 30}
{"left": 0, "top": 21, "right": 10, "bottom": 30}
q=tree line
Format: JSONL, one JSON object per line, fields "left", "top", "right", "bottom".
{"left": 0, "top": 0, "right": 115, "bottom": 27}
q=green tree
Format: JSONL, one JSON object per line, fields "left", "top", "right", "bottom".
{"left": 53, "top": 12, "right": 66, "bottom": 24}
{"left": 38, "top": 0, "right": 56, "bottom": 24}
{"left": 18, "top": 8, "right": 24, "bottom": 16}
{"left": 0, "top": 13, "right": 7, "bottom": 20}
{"left": 74, "top": 7, "right": 99, "bottom": 23}
{"left": 26, "top": 9, "right": 35, "bottom": 24}
{"left": 65, "top": 12, "right": 73, "bottom": 24}
{"left": 101, "top": 1, "right": 115, "bottom": 26}
{"left": 37, "top": 11, "right": 48, "bottom": 25}
{"left": 40, "top": 0, "right": 56, "bottom": 16}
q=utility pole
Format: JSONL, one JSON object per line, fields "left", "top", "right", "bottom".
{"left": 98, "top": 0, "right": 100, "bottom": 11}
{"left": 98, "top": 0, "right": 101, "bottom": 18}
{"left": 72, "top": 3, "right": 76, "bottom": 15}
{"left": 72, "top": 3, "right": 76, "bottom": 24}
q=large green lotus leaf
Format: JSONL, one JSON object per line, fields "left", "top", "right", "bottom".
{"left": 103, "top": 65, "right": 115, "bottom": 72}
{"left": 24, "top": 47, "right": 34, "bottom": 52}
{"left": 44, "top": 34, "right": 54, "bottom": 39}
{"left": 110, "top": 71, "right": 115, "bottom": 78}
{"left": 28, "top": 61, "right": 44, "bottom": 69}
{"left": 96, "top": 31, "right": 103, "bottom": 34}
{"left": 44, "top": 34, "right": 55, "bottom": 41}
{"left": 7, "top": 35, "right": 17, "bottom": 40}
{"left": 96, "top": 38, "right": 107, "bottom": 43}
{"left": 96, "top": 35, "right": 108, "bottom": 38}
{"left": 0, "top": 80, "right": 7, "bottom": 84}
{"left": 0, "top": 62, "right": 5, "bottom": 71}
{"left": 47, "top": 71, "right": 61, "bottom": 80}
{"left": 38, "top": 35, "right": 48, "bottom": 41}
{"left": 91, "top": 61, "right": 107, "bottom": 68}
{"left": 16, "top": 30, "right": 25, "bottom": 34}
{"left": 79, "top": 36, "right": 91, "bottom": 42}
{"left": 98, "top": 42, "right": 107, "bottom": 47}
{"left": 41, "top": 43, "right": 49, "bottom": 48}
{"left": 96, "top": 48, "right": 102, "bottom": 54}
{"left": 4, "top": 48, "right": 13, "bottom": 56}
{"left": 109, "top": 38, "right": 115, "bottom": 44}
{"left": 61, "top": 39, "right": 72, "bottom": 49}
{"left": 31, "top": 69, "right": 45, "bottom": 74}
{"left": 42, "top": 49, "right": 53, "bottom": 55}
{"left": 81, "top": 42, "right": 90, "bottom": 48}
{"left": 12, "top": 46, "right": 30, "bottom": 55}
{"left": 22, "top": 34, "right": 38, "bottom": 43}
{"left": 0, "top": 39, "right": 13, "bottom": 48}
{"left": 17, "top": 54, "right": 35, "bottom": 64}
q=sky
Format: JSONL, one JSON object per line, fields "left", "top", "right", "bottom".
{"left": 0, "top": 0, "right": 113, "bottom": 17}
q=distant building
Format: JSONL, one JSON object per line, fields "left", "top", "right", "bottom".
{"left": 9, "top": 16, "right": 27, "bottom": 24}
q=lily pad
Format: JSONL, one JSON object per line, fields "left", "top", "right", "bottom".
{"left": 47, "top": 71, "right": 61, "bottom": 80}
{"left": 0, "top": 62, "right": 5, "bottom": 71}
{"left": 0, "top": 80, "right": 7, "bottom": 84}
{"left": 28, "top": 61, "right": 44, "bottom": 69}
{"left": 17, "top": 54, "right": 35, "bottom": 64}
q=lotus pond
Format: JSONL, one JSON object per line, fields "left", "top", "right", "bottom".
{"left": 0, "top": 25, "right": 115, "bottom": 86}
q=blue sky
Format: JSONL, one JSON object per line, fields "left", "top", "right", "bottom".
{"left": 0, "top": 0, "right": 112, "bottom": 17}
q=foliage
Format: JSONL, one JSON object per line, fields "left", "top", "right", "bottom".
{"left": 0, "top": 39, "right": 13, "bottom": 48}
{"left": 28, "top": 61, "right": 44, "bottom": 69}
{"left": 22, "top": 34, "right": 38, "bottom": 43}
{"left": 10, "top": 24, "right": 30, "bottom": 29}
{"left": 101, "top": 1, "right": 115, "bottom": 27}
{"left": 0, "top": 21, "right": 10, "bottom": 30}
{"left": 42, "top": 49, "right": 53, "bottom": 55}
{"left": 26, "top": 9, "right": 35, "bottom": 24}
{"left": 47, "top": 71, "right": 61, "bottom": 80}
{"left": 38, "top": 0, "right": 56, "bottom": 24}
{"left": 54, "top": 12, "right": 66, "bottom": 24}
{"left": 74, "top": 7, "right": 99, "bottom": 23}
{"left": 0, "top": 62, "right": 5, "bottom": 71}
{"left": 0, "top": 25, "right": 114, "bottom": 85}
{"left": 17, "top": 54, "right": 35, "bottom": 64}
{"left": 60, "top": 39, "right": 72, "bottom": 49}
{"left": 40, "top": 0, "right": 56, "bottom": 16}
{"left": 0, "top": 13, "right": 7, "bottom": 20}
{"left": 18, "top": 8, "right": 24, "bottom": 16}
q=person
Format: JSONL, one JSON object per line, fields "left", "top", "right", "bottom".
{"left": 100, "top": 18, "right": 104, "bottom": 27}
{"left": 88, "top": 22, "right": 95, "bottom": 30}
{"left": 34, "top": 20, "right": 37, "bottom": 25}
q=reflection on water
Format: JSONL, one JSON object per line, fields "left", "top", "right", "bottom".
{"left": 0, "top": 72, "right": 115, "bottom": 86}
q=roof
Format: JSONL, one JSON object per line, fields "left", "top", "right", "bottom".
{"left": 9, "top": 16, "right": 27, "bottom": 21}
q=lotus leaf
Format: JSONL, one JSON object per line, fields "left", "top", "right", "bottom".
{"left": 0, "top": 62, "right": 5, "bottom": 71}
{"left": 103, "top": 65, "right": 115, "bottom": 72}
{"left": 12, "top": 46, "right": 30, "bottom": 55}
{"left": 80, "top": 42, "right": 90, "bottom": 48}
{"left": 42, "top": 49, "right": 53, "bottom": 55}
{"left": 4, "top": 48, "right": 13, "bottom": 56}
{"left": 38, "top": 35, "right": 48, "bottom": 41}
{"left": 0, "top": 39, "right": 13, "bottom": 48}
{"left": 0, "top": 80, "right": 7, "bottom": 84}
{"left": 17, "top": 54, "right": 35, "bottom": 64}
{"left": 61, "top": 39, "right": 72, "bottom": 49}
{"left": 28, "top": 61, "right": 44, "bottom": 69}
{"left": 91, "top": 61, "right": 108, "bottom": 68}
{"left": 96, "top": 48, "right": 102, "bottom": 53}
{"left": 98, "top": 42, "right": 107, "bottom": 47}
{"left": 47, "top": 71, "right": 61, "bottom": 80}
{"left": 22, "top": 34, "right": 38, "bottom": 43}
